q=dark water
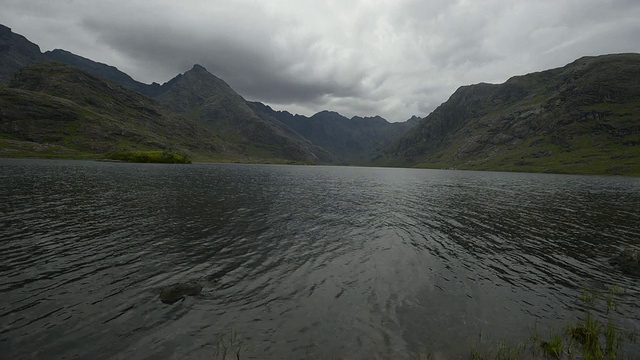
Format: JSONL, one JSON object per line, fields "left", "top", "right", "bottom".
{"left": 1, "top": 159, "right": 639, "bottom": 359}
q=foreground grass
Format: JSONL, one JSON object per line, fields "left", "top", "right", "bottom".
{"left": 103, "top": 150, "right": 192, "bottom": 164}
{"left": 212, "top": 287, "right": 637, "bottom": 360}
{"left": 470, "top": 286, "right": 637, "bottom": 360}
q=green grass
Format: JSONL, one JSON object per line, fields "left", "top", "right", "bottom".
{"left": 104, "top": 150, "right": 192, "bottom": 164}
{"left": 584, "top": 101, "right": 640, "bottom": 114}
{"left": 0, "top": 138, "right": 95, "bottom": 159}
{"left": 209, "top": 286, "right": 637, "bottom": 360}
{"left": 471, "top": 339, "right": 524, "bottom": 360}
{"left": 411, "top": 131, "right": 640, "bottom": 176}
{"left": 471, "top": 286, "right": 637, "bottom": 360}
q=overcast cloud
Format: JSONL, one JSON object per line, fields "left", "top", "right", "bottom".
{"left": 1, "top": 0, "right": 639, "bottom": 121}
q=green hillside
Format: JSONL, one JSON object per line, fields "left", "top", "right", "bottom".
{"left": 379, "top": 54, "right": 640, "bottom": 176}
{"left": 0, "top": 63, "right": 237, "bottom": 160}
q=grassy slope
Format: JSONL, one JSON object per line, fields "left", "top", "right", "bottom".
{"left": 416, "top": 101, "right": 640, "bottom": 176}
{"left": 105, "top": 150, "right": 191, "bottom": 164}
{"left": 380, "top": 54, "right": 640, "bottom": 176}
{"left": 0, "top": 63, "right": 245, "bottom": 160}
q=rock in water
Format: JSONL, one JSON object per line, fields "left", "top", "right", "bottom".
{"left": 159, "top": 282, "right": 203, "bottom": 304}
{"left": 610, "top": 249, "right": 640, "bottom": 276}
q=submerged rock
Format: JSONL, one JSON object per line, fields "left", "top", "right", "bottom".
{"left": 159, "top": 282, "right": 203, "bottom": 304}
{"left": 610, "top": 249, "right": 640, "bottom": 276}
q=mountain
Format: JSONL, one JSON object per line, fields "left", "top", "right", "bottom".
{"left": 1, "top": 62, "right": 237, "bottom": 159}
{"left": 0, "top": 24, "right": 403, "bottom": 164}
{"left": 0, "top": 25, "right": 329, "bottom": 163}
{"left": 0, "top": 24, "right": 42, "bottom": 85}
{"left": 0, "top": 25, "right": 162, "bottom": 95}
{"left": 2, "top": 25, "right": 639, "bottom": 172}
{"left": 380, "top": 54, "right": 640, "bottom": 176}
{"left": 151, "top": 65, "right": 332, "bottom": 162}
{"left": 249, "top": 102, "right": 418, "bottom": 164}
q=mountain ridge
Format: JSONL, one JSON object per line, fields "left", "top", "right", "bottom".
{"left": 42, "top": 49, "right": 163, "bottom": 96}
{"left": 249, "top": 102, "right": 418, "bottom": 164}
{"left": 152, "top": 64, "right": 333, "bottom": 162}
{"left": 1, "top": 24, "right": 639, "bottom": 175}
{"left": 379, "top": 53, "right": 640, "bottom": 175}
{"left": 9, "top": 30, "right": 401, "bottom": 163}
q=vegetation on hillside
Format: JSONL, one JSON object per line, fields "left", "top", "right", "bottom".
{"left": 104, "top": 150, "right": 191, "bottom": 164}
{"left": 380, "top": 54, "right": 640, "bottom": 176}
{"left": 0, "top": 63, "right": 237, "bottom": 160}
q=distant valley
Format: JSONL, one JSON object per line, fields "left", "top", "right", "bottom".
{"left": 1, "top": 24, "right": 638, "bottom": 175}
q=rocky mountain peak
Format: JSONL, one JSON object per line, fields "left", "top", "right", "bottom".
{"left": 179, "top": 63, "right": 232, "bottom": 89}
{"left": 190, "top": 64, "right": 208, "bottom": 72}
{"left": 153, "top": 64, "right": 236, "bottom": 112}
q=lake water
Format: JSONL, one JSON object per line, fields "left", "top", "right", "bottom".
{"left": 1, "top": 159, "right": 639, "bottom": 359}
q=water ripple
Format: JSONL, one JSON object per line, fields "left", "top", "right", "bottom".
{"left": 1, "top": 160, "right": 639, "bottom": 359}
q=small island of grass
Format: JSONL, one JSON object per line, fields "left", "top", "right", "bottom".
{"left": 103, "top": 150, "right": 192, "bottom": 164}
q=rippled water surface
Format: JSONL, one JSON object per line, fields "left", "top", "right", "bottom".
{"left": 1, "top": 159, "right": 639, "bottom": 359}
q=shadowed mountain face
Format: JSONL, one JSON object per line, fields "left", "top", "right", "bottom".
{"left": 1, "top": 63, "right": 235, "bottom": 158}
{"left": 43, "top": 49, "right": 162, "bottom": 96}
{"left": 249, "top": 103, "right": 419, "bottom": 164}
{"left": 152, "top": 64, "right": 234, "bottom": 112}
{"left": 0, "top": 24, "right": 42, "bottom": 85}
{"left": 380, "top": 54, "right": 640, "bottom": 176}
{"left": 151, "top": 65, "right": 333, "bottom": 162}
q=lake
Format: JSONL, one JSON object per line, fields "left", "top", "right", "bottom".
{"left": 1, "top": 159, "right": 639, "bottom": 359}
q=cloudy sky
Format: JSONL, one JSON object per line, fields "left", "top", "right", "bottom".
{"left": 1, "top": 0, "right": 639, "bottom": 121}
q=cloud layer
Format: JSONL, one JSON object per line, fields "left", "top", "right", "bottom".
{"left": 2, "top": 0, "right": 639, "bottom": 121}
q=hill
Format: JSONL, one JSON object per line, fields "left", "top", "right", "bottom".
{"left": 0, "top": 63, "right": 236, "bottom": 159}
{"left": 379, "top": 54, "right": 640, "bottom": 176}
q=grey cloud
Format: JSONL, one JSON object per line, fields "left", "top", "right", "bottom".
{"left": 79, "top": 3, "right": 372, "bottom": 104}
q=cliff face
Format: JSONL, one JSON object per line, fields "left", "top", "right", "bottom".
{"left": 381, "top": 54, "right": 640, "bottom": 176}
{"left": 0, "top": 24, "right": 43, "bottom": 85}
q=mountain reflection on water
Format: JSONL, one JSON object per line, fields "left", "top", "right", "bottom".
{"left": 1, "top": 159, "right": 639, "bottom": 359}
